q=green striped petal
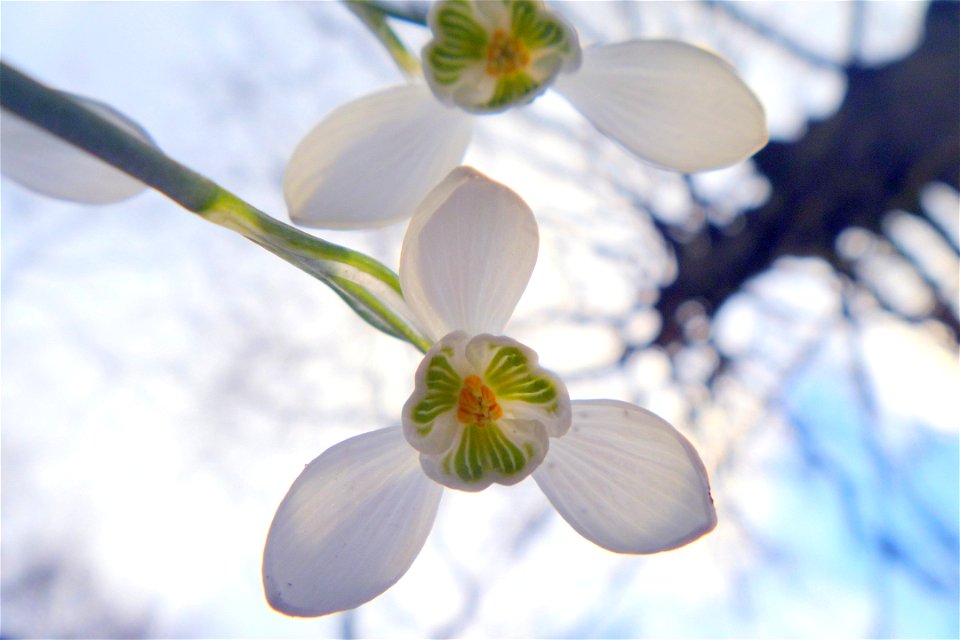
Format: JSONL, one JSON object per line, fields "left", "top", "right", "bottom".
{"left": 428, "top": 418, "right": 548, "bottom": 489}
{"left": 423, "top": 0, "right": 581, "bottom": 114}
{"left": 468, "top": 334, "right": 571, "bottom": 437}
{"left": 402, "top": 332, "right": 469, "bottom": 456}
{"left": 449, "top": 423, "right": 526, "bottom": 482}
{"left": 402, "top": 332, "right": 571, "bottom": 491}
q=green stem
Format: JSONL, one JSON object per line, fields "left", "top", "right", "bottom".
{"left": 205, "top": 191, "right": 432, "bottom": 352}
{"left": 0, "top": 61, "right": 432, "bottom": 353}
{"left": 358, "top": 0, "right": 429, "bottom": 26}
{"left": 2, "top": 62, "right": 218, "bottom": 212}
{"left": 344, "top": 0, "right": 423, "bottom": 76}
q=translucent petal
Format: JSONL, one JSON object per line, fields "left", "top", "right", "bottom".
{"left": 263, "top": 427, "right": 443, "bottom": 617}
{"left": 1, "top": 96, "right": 152, "bottom": 203}
{"left": 533, "top": 399, "right": 717, "bottom": 554}
{"left": 399, "top": 166, "right": 538, "bottom": 340}
{"left": 283, "top": 84, "right": 473, "bottom": 229}
{"left": 554, "top": 40, "right": 768, "bottom": 173}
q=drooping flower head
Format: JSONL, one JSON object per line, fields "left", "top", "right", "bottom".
{"left": 263, "top": 167, "right": 717, "bottom": 617}
{"left": 284, "top": 0, "right": 768, "bottom": 229}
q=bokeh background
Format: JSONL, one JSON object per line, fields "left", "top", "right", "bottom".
{"left": 2, "top": 1, "right": 957, "bottom": 638}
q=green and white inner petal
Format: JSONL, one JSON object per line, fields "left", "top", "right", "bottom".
{"left": 464, "top": 333, "right": 570, "bottom": 436}
{"left": 423, "top": 0, "right": 581, "bottom": 114}
{"left": 403, "top": 332, "right": 571, "bottom": 491}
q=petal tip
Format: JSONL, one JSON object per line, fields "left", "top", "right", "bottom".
{"left": 557, "top": 39, "right": 770, "bottom": 173}
{"left": 260, "top": 428, "right": 442, "bottom": 619}
{"left": 262, "top": 572, "right": 334, "bottom": 619}
{"left": 534, "top": 399, "right": 718, "bottom": 555}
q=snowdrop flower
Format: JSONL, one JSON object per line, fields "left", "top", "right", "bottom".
{"left": 263, "top": 166, "right": 717, "bottom": 617}
{"left": 284, "top": 0, "right": 767, "bottom": 229}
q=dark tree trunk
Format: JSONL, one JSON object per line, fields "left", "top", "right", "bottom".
{"left": 655, "top": 1, "right": 960, "bottom": 347}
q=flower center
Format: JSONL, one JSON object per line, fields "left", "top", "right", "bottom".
{"left": 456, "top": 375, "right": 503, "bottom": 426}
{"left": 486, "top": 30, "right": 529, "bottom": 76}
{"left": 403, "top": 332, "right": 572, "bottom": 491}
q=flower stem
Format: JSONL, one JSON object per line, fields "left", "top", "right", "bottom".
{"left": 354, "top": 0, "right": 429, "bottom": 27}
{"left": 203, "top": 190, "right": 432, "bottom": 352}
{"left": 0, "top": 61, "right": 432, "bottom": 353}
{"left": 1, "top": 62, "right": 219, "bottom": 212}
{"left": 344, "top": 0, "right": 424, "bottom": 77}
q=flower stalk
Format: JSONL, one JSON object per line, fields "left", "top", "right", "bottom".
{"left": 1, "top": 62, "right": 219, "bottom": 212}
{"left": 344, "top": 0, "right": 422, "bottom": 77}
{"left": 0, "top": 61, "right": 431, "bottom": 353}
{"left": 352, "top": 0, "right": 429, "bottom": 27}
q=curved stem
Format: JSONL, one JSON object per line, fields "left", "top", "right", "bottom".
{"left": 204, "top": 190, "right": 432, "bottom": 352}
{"left": 1, "top": 62, "right": 219, "bottom": 212}
{"left": 344, "top": 0, "right": 423, "bottom": 77}
{"left": 358, "top": 0, "right": 429, "bottom": 26}
{"left": 0, "top": 61, "right": 431, "bottom": 353}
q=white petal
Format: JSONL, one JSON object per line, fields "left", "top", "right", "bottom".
{"left": 263, "top": 427, "right": 443, "bottom": 617}
{"left": 283, "top": 84, "right": 474, "bottom": 229}
{"left": 1, "top": 96, "right": 152, "bottom": 203}
{"left": 533, "top": 399, "right": 716, "bottom": 554}
{"left": 399, "top": 166, "right": 538, "bottom": 340}
{"left": 554, "top": 40, "right": 768, "bottom": 173}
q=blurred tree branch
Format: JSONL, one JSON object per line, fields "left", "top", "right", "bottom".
{"left": 655, "top": 1, "right": 960, "bottom": 347}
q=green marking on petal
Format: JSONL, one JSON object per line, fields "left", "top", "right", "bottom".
{"left": 485, "top": 72, "right": 538, "bottom": 111}
{"left": 410, "top": 353, "right": 461, "bottom": 434}
{"left": 406, "top": 332, "right": 568, "bottom": 490}
{"left": 510, "top": 1, "right": 571, "bottom": 51}
{"left": 426, "top": 0, "right": 488, "bottom": 87}
{"left": 423, "top": 0, "right": 580, "bottom": 114}
{"left": 435, "top": 1, "right": 488, "bottom": 52}
{"left": 445, "top": 422, "right": 528, "bottom": 483}
{"left": 484, "top": 345, "right": 559, "bottom": 408}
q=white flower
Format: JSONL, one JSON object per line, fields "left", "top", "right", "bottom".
{"left": 284, "top": 0, "right": 768, "bottom": 229}
{"left": 263, "top": 167, "right": 717, "bottom": 617}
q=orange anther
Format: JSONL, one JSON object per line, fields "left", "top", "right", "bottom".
{"left": 457, "top": 375, "right": 503, "bottom": 425}
{"left": 486, "top": 30, "right": 529, "bottom": 76}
